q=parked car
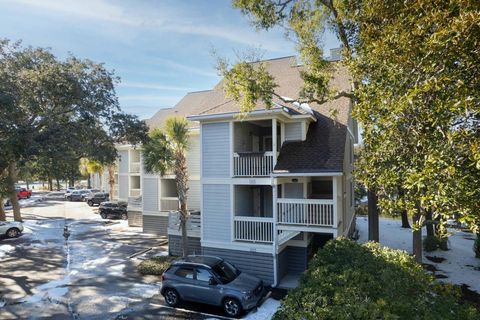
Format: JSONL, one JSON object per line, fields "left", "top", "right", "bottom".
{"left": 85, "top": 192, "right": 109, "bottom": 206}
{"left": 161, "top": 255, "right": 266, "bottom": 318}
{"left": 67, "top": 190, "right": 90, "bottom": 201}
{"left": 98, "top": 201, "right": 128, "bottom": 220}
{"left": 64, "top": 187, "right": 76, "bottom": 199}
{"left": 0, "top": 221, "right": 24, "bottom": 238}
{"left": 16, "top": 187, "right": 32, "bottom": 199}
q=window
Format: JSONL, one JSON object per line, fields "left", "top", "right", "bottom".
{"left": 196, "top": 267, "right": 213, "bottom": 282}
{"left": 175, "top": 267, "right": 194, "bottom": 279}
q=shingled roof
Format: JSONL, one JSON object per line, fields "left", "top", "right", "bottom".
{"left": 146, "top": 89, "right": 212, "bottom": 129}
{"left": 145, "top": 56, "right": 352, "bottom": 173}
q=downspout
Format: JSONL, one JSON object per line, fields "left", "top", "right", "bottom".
{"left": 272, "top": 175, "right": 278, "bottom": 287}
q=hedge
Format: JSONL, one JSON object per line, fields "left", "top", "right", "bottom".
{"left": 274, "top": 238, "right": 479, "bottom": 320}
{"left": 137, "top": 256, "right": 175, "bottom": 275}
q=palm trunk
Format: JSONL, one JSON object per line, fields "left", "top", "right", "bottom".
{"left": 175, "top": 150, "right": 190, "bottom": 258}
{"left": 108, "top": 166, "right": 115, "bottom": 200}
{"left": 99, "top": 170, "right": 104, "bottom": 191}
{"left": 7, "top": 163, "right": 22, "bottom": 222}
{"left": 367, "top": 188, "right": 379, "bottom": 242}
{"left": 87, "top": 175, "right": 92, "bottom": 189}
{"left": 0, "top": 198, "right": 6, "bottom": 221}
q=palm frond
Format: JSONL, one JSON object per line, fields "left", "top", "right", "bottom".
{"left": 142, "top": 129, "right": 175, "bottom": 176}
{"left": 165, "top": 117, "right": 189, "bottom": 151}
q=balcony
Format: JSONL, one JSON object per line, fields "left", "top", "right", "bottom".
{"left": 233, "top": 151, "right": 275, "bottom": 177}
{"left": 129, "top": 188, "right": 141, "bottom": 197}
{"left": 130, "top": 162, "right": 141, "bottom": 174}
{"left": 168, "top": 210, "right": 201, "bottom": 237}
{"left": 128, "top": 196, "right": 142, "bottom": 211}
{"left": 277, "top": 198, "right": 335, "bottom": 227}
{"left": 233, "top": 216, "right": 274, "bottom": 243}
{"left": 161, "top": 197, "right": 179, "bottom": 211}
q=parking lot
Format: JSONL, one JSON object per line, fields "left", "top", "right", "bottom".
{"left": 0, "top": 194, "right": 278, "bottom": 320}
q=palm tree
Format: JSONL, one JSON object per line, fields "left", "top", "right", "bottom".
{"left": 79, "top": 158, "right": 104, "bottom": 190}
{"left": 143, "top": 117, "right": 190, "bottom": 257}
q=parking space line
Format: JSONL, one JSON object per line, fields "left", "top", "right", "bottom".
{"left": 148, "top": 303, "right": 234, "bottom": 320}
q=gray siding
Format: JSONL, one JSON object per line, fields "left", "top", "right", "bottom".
{"left": 169, "top": 235, "right": 202, "bottom": 256}
{"left": 143, "top": 215, "right": 168, "bottom": 236}
{"left": 284, "top": 183, "right": 303, "bottom": 199}
{"left": 187, "top": 180, "right": 201, "bottom": 211}
{"left": 278, "top": 248, "right": 289, "bottom": 280}
{"left": 285, "top": 122, "right": 302, "bottom": 141}
{"left": 118, "top": 175, "right": 128, "bottom": 199}
{"left": 187, "top": 135, "right": 201, "bottom": 176}
{"left": 203, "top": 247, "right": 274, "bottom": 284}
{"left": 118, "top": 150, "right": 129, "bottom": 173}
{"left": 286, "top": 246, "right": 308, "bottom": 273}
{"left": 128, "top": 210, "right": 143, "bottom": 227}
{"left": 202, "top": 122, "right": 230, "bottom": 177}
{"left": 143, "top": 177, "right": 159, "bottom": 212}
{"left": 203, "top": 184, "right": 231, "bottom": 242}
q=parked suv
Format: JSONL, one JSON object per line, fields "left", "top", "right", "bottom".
{"left": 161, "top": 255, "right": 266, "bottom": 318}
{"left": 85, "top": 192, "right": 109, "bottom": 206}
{"left": 98, "top": 201, "right": 127, "bottom": 220}
{"left": 0, "top": 221, "right": 24, "bottom": 238}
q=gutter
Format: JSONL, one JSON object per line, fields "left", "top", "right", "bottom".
{"left": 272, "top": 172, "right": 343, "bottom": 177}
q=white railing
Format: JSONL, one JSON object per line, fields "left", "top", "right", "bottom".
{"left": 128, "top": 196, "right": 142, "bottom": 211}
{"left": 277, "top": 198, "right": 335, "bottom": 227}
{"left": 233, "top": 216, "right": 274, "bottom": 243}
{"left": 233, "top": 151, "right": 274, "bottom": 176}
{"left": 129, "top": 188, "right": 141, "bottom": 197}
{"left": 168, "top": 211, "right": 201, "bottom": 237}
{"left": 161, "top": 197, "right": 179, "bottom": 211}
{"left": 130, "top": 162, "right": 141, "bottom": 174}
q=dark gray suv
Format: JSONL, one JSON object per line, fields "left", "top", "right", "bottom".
{"left": 160, "top": 255, "right": 266, "bottom": 317}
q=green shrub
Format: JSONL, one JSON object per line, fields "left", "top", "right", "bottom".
{"left": 137, "top": 256, "right": 176, "bottom": 275}
{"left": 273, "top": 238, "right": 478, "bottom": 320}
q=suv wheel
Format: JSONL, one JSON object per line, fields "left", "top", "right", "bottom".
{"left": 164, "top": 288, "right": 180, "bottom": 307}
{"left": 223, "top": 297, "right": 242, "bottom": 318}
{"left": 6, "top": 228, "right": 19, "bottom": 238}
{"left": 67, "top": 196, "right": 72, "bottom": 201}
{"left": 100, "top": 212, "right": 107, "bottom": 219}
{"left": 87, "top": 200, "right": 93, "bottom": 207}
{"left": 121, "top": 213, "right": 128, "bottom": 220}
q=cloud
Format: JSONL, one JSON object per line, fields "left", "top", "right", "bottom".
{"left": 8, "top": 0, "right": 287, "bottom": 52}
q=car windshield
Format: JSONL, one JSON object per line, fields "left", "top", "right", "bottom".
{"left": 211, "top": 261, "right": 240, "bottom": 284}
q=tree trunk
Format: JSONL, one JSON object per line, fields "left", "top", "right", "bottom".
{"left": 425, "top": 209, "right": 434, "bottom": 237}
{"left": 7, "top": 163, "right": 22, "bottom": 222}
{"left": 368, "top": 188, "right": 379, "bottom": 242}
{"left": 401, "top": 210, "right": 411, "bottom": 228}
{"left": 99, "top": 170, "right": 104, "bottom": 191}
{"left": 56, "top": 178, "right": 61, "bottom": 191}
{"left": 26, "top": 180, "right": 30, "bottom": 190}
{"left": 181, "top": 207, "right": 189, "bottom": 258}
{"left": 108, "top": 166, "right": 115, "bottom": 200}
{"left": 48, "top": 177, "right": 53, "bottom": 191}
{"left": 87, "top": 175, "right": 91, "bottom": 189}
{"left": 412, "top": 209, "right": 423, "bottom": 263}
{"left": 0, "top": 198, "right": 6, "bottom": 221}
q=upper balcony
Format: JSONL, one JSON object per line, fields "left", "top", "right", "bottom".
{"left": 233, "top": 119, "right": 280, "bottom": 177}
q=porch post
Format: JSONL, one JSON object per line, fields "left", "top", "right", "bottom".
{"left": 333, "top": 177, "right": 338, "bottom": 231}
{"left": 272, "top": 178, "right": 278, "bottom": 286}
{"left": 272, "top": 118, "right": 278, "bottom": 167}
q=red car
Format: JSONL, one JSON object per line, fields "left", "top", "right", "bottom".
{"left": 16, "top": 187, "right": 32, "bottom": 199}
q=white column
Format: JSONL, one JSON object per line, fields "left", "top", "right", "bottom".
{"left": 333, "top": 177, "right": 338, "bottom": 230}
{"left": 280, "top": 122, "right": 285, "bottom": 146}
{"left": 272, "top": 178, "right": 278, "bottom": 286}
{"left": 272, "top": 118, "right": 277, "bottom": 167}
{"left": 230, "top": 121, "right": 234, "bottom": 177}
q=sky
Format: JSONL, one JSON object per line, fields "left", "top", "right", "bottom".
{"left": 0, "top": 0, "right": 340, "bottom": 119}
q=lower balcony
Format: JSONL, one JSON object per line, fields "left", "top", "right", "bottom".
{"left": 277, "top": 198, "right": 335, "bottom": 227}
{"left": 233, "top": 216, "right": 274, "bottom": 243}
{"left": 160, "top": 197, "right": 179, "bottom": 211}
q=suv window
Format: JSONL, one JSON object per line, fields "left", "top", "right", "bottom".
{"left": 175, "top": 267, "right": 194, "bottom": 279}
{"left": 195, "top": 267, "right": 213, "bottom": 282}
